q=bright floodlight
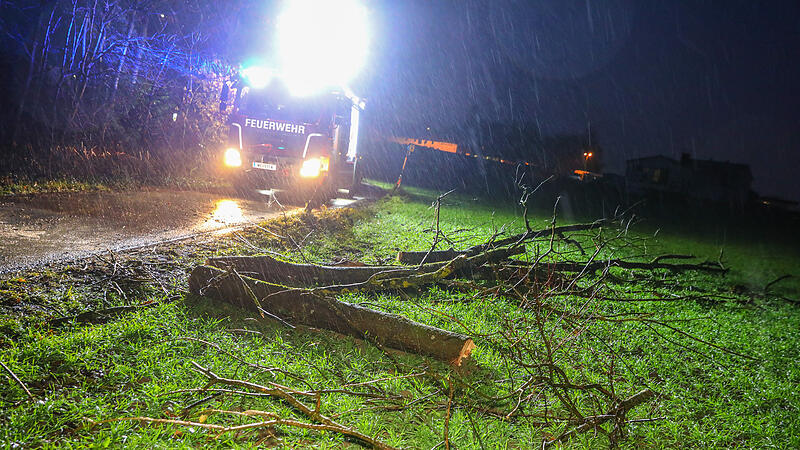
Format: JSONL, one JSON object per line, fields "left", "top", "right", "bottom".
{"left": 276, "top": 0, "right": 369, "bottom": 96}
{"left": 241, "top": 65, "right": 274, "bottom": 89}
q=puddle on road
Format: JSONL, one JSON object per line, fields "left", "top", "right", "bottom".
{"left": 4, "top": 190, "right": 283, "bottom": 231}
{"left": 330, "top": 197, "right": 359, "bottom": 208}
{"left": 200, "top": 199, "right": 253, "bottom": 233}
{"left": 5, "top": 191, "right": 264, "bottom": 232}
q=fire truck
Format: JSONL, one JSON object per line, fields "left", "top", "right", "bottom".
{"left": 220, "top": 74, "right": 364, "bottom": 203}
{"left": 218, "top": 0, "right": 369, "bottom": 204}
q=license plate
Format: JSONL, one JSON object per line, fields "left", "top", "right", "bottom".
{"left": 252, "top": 161, "right": 277, "bottom": 171}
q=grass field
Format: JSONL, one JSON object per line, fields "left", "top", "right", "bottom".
{"left": 1, "top": 185, "right": 798, "bottom": 448}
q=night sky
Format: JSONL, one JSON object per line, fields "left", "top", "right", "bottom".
{"left": 358, "top": 0, "right": 800, "bottom": 201}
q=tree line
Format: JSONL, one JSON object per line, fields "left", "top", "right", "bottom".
{"left": 0, "top": 0, "right": 266, "bottom": 180}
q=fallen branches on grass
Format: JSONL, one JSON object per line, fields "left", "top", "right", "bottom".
{"left": 181, "top": 205, "right": 754, "bottom": 447}
{"left": 532, "top": 256, "right": 727, "bottom": 274}
{"left": 49, "top": 302, "right": 160, "bottom": 326}
{"left": 395, "top": 221, "right": 608, "bottom": 264}
{"left": 543, "top": 389, "right": 657, "bottom": 448}
{"left": 189, "top": 219, "right": 737, "bottom": 368}
{"left": 93, "top": 361, "right": 398, "bottom": 449}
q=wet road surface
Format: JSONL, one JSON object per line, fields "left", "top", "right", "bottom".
{"left": 0, "top": 189, "right": 360, "bottom": 272}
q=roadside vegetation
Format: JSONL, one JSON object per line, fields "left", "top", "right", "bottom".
{"left": 1, "top": 185, "right": 798, "bottom": 448}
{"left": 0, "top": 174, "right": 231, "bottom": 197}
{"left": 0, "top": 177, "right": 109, "bottom": 196}
{"left": 0, "top": 153, "right": 231, "bottom": 198}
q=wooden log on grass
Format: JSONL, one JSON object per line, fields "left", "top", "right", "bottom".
{"left": 188, "top": 265, "right": 476, "bottom": 366}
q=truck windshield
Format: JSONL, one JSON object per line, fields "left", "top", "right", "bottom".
{"left": 238, "top": 83, "right": 332, "bottom": 125}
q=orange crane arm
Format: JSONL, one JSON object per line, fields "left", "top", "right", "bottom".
{"left": 388, "top": 137, "right": 458, "bottom": 154}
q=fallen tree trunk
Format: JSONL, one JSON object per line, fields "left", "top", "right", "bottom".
{"left": 207, "top": 255, "right": 435, "bottom": 287}
{"left": 188, "top": 266, "right": 475, "bottom": 366}
{"left": 397, "top": 248, "right": 462, "bottom": 265}
{"left": 208, "top": 246, "right": 525, "bottom": 288}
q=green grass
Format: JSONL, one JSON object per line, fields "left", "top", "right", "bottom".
{"left": 1, "top": 186, "right": 799, "bottom": 448}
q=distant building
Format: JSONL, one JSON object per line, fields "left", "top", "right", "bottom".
{"left": 759, "top": 196, "right": 798, "bottom": 212}
{"left": 625, "top": 153, "right": 753, "bottom": 207}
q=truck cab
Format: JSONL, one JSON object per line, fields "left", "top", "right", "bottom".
{"left": 222, "top": 75, "right": 362, "bottom": 203}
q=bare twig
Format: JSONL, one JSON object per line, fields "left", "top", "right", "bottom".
{"left": 543, "top": 389, "right": 656, "bottom": 448}
{"left": 0, "top": 360, "right": 33, "bottom": 399}
{"left": 188, "top": 362, "right": 397, "bottom": 449}
{"left": 418, "top": 189, "right": 456, "bottom": 268}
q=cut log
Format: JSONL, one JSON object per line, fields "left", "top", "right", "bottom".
{"left": 188, "top": 266, "right": 475, "bottom": 366}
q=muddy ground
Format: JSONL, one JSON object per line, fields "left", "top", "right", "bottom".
{"left": 0, "top": 189, "right": 361, "bottom": 273}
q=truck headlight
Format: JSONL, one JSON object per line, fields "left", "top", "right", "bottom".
{"left": 224, "top": 148, "right": 242, "bottom": 167}
{"left": 299, "top": 157, "right": 329, "bottom": 178}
